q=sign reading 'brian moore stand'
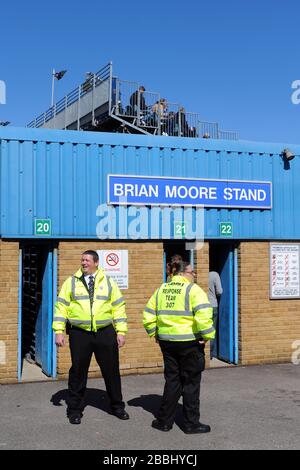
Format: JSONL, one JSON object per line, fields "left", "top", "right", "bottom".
{"left": 108, "top": 175, "right": 272, "bottom": 209}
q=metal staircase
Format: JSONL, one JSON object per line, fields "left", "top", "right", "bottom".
{"left": 27, "top": 62, "right": 239, "bottom": 140}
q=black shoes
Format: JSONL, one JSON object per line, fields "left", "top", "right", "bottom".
{"left": 69, "top": 414, "right": 81, "bottom": 425}
{"left": 112, "top": 409, "right": 130, "bottom": 420}
{"left": 182, "top": 422, "right": 211, "bottom": 434}
{"left": 69, "top": 410, "right": 129, "bottom": 423}
{"left": 151, "top": 419, "right": 210, "bottom": 433}
{"left": 151, "top": 419, "right": 172, "bottom": 432}
{"left": 68, "top": 410, "right": 209, "bottom": 433}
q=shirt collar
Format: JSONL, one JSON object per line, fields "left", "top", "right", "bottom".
{"left": 75, "top": 267, "right": 105, "bottom": 281}
{"left": 85, "top": 271, "right": 96, "bottom": 279}
{"left": 171, "top": 275, "right": 191, "bottom": 283}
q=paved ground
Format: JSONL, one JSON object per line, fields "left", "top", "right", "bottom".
{"left": 0, "top": 363, "right": 299, "bottom": 450}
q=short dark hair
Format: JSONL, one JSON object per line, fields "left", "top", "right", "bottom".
{"left": 82, "top": 250, "right": 99, "bottom": 262}
{"left": 170, "top": 254, "right": 183, "bottom": 264}
{"left": 139, "top": 86, "right": 145, "bottom": 91}
{"left": 170, "top": 260, "right": 190, "bottom": 276}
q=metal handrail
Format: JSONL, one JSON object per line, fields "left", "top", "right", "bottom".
{"left": 218, "top": 130, "right": 239, "bottom": 140}
{"left": 27, "top": 65, "right": 239, "bottom": 140}
{"left": 27, "top": 63, "right": 111, "bottom": 128}
{"left": 111, "top": 79, "right": 239, "bottom": 139}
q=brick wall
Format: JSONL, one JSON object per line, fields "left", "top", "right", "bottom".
{"left": 239, "top": 242, "right": 300, "bottom": 365}
{"left": 0, "top": 241, "right": 19, "bottom": 384}
{"left": 56, "top": 241, "right": 165, "bottom": 379}
{"left": 195, "top": 242, "right": 209, "bottom": 292}
{"left": 194, "top": 242, "right": 211, "bottom": 366}
{"left": 3, "top": 239, "right": 297, "bottom": 383}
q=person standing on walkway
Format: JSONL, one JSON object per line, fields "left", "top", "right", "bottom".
{"left": 208, "top": 270, "right": 223, "bottom": 360}
{"left": 53, "top": 250, "right": 129, "bottom": 424}
{"left": 143, "top": 260, "right": 214, "bottom": 434}
{"left": 130, "top": 86, "right": 147, "bottom": 116}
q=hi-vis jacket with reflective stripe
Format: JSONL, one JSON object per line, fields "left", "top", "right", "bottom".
{"left": 52, "top": 268, "right": 127, "bottom": 335}
{"left": 143, "top": 275, "right": 214, "bottom": 342}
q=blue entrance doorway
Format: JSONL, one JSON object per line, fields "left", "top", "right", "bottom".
{"left": 18, "top": 243, "right": 57, "bottom": 380}
{"left": 209, "top": 242, "right": 238, "bottom": 364}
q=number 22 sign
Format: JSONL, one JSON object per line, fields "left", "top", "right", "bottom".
{"left": 219, "top": 222, "right": 233, "bottom": 237}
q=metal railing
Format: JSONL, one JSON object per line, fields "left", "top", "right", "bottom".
{"left": 113, "top": 80, "right": 160, "bottom": 130}
{"left": 218, "top": 130, "right": 239, "bottom": 140}
{"left": 111, "top": 78, "right": 239, "bottom": 139}
{"left": 198, "top": 121, "right": 219, "bottom": 139}
{"left": 27, "top": 64, "right": 239, "bottom": 140}
{"left": 27, "top": 63, "right": 111, "bottom": 128}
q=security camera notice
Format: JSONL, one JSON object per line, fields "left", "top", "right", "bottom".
{"left": 101, "top": 453, "right": 198, "bottom": 467}
{"left": 270, "top": 244, "right": 300, "bottom": 299}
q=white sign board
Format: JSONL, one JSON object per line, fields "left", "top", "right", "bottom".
{"left": 97, "top": 250, "right": 128, "bottom": 289}
{"left": 270, "top": 244, "right": 300, "bottom": 299}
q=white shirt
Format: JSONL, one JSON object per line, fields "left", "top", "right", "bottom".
{"left": 84, "top": 272, "right": 96, "bottom": 287}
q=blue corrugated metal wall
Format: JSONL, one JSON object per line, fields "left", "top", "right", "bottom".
{"left": 0, "top": 127, "right": 299, "bottom": 239}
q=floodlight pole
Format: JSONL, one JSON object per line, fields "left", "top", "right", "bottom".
{"left": 51, "top": 69, "right": 55, "bottom": 108}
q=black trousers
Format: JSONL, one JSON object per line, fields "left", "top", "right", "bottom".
{"left": 158, "top": 340, "right": 205, "bottom": 427}
{"left": 67, "top": 324, "right": 124, "bottom": 415}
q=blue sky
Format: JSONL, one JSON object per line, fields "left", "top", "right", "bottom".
{"left": 1, "top": 0, "right": 300, "bottom": 144}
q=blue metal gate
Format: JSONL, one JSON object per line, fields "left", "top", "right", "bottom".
{"left": 19, "top": 245, "right": 56, "bottom": 380}
{"left": 218, "top": 244, "right": 238, "bottom": 364}
{"left": 35, "top": 250, "right": 53, "bottom": 376}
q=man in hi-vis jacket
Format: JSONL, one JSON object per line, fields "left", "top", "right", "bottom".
{"left": 53, "top": 250, "right": 129, "bottom": 425}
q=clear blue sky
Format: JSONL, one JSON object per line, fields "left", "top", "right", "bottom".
{"left": 1, "top": 0, "right": 300, "bottom": 143}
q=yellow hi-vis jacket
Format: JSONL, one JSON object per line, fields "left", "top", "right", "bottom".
{"left": 52, "top": 268, "right": 127, "bottom": 335}
{"left": 143, "top": 275, "right": 214, "bottom": 342}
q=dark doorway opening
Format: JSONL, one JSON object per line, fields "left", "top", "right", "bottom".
{"left": 20, "top": 242, "right": 56, "bottom": 380}
{"left": 163, "top": 240, "right": 193, "bottom": 281}
{"left": 22, "top": 245, "right": 46, "bottom": 365}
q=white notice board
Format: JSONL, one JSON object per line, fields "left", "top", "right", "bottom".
{"left": 270, "top": 244, "right": 300, "bottom": 299}
{"left": 97, "top": 250, "right": 128, "bottom": 289}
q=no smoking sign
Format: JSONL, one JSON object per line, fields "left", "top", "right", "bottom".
{"left": 97, "top": 250, "right": 128, "bottom": 289}
{"left": 106, "top": 252, "right": 120, "bottom": 267}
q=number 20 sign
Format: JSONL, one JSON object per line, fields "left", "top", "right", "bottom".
{"left": 34, "top": 219, "right": 52, "bottom": 236}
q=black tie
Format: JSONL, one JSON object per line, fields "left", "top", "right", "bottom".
{"left": 88, "top": 275, "right": 94, "bottom": 304}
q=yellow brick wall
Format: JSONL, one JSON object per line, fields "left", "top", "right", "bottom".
{"left": 2, "top": 238, "right": 298, "bottom": 383}
{"left": 239, "top": 242, "right": 300, "bottom": 365}
{"left": 194, "top": 242, "right": 210, "bottom": 367}
{"left": 195, "top": 242, "right": 209, "bottom": 292}
{"left": 0, "top": 241, "right": 19, "bottom": 384}
{"left": 56, "top": 241, "right": 165, "bottom": 379}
